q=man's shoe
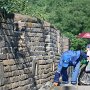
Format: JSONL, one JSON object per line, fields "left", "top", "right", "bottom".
{"left": 71, "top": 81, "right": 77, "bottom": 85}
{"left": 62, "top": 81, "right": 69, "bottom": 84}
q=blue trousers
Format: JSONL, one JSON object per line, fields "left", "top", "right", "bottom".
{"left": 61, "top": 61, "right": 80, "bottom": 82}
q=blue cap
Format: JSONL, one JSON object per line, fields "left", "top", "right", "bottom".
{"left": 86, "top": 44, "right": 90, "bottom": 48}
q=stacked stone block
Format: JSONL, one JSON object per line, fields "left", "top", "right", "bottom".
{"left": 25, "top": 21, "right": 46, "bottom": 89}
{"left": 0, "top": 11, "right": 36, "bottom": 90}
{"left": 0, "top": 9, "right": 69, "bottom": 90}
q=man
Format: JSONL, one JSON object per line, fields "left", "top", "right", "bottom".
{"left": 86, "top": 44, "right": 90, "bottom": 61}
{"left": 54, "top": 50, "right": 87, "bottom": 86}
{"left": 85, "top": 44, "right": 90, "bottom": 71}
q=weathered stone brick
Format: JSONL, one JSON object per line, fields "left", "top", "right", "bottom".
{"left": 3, "top": 77, "right": 10, "bottom": 84}
{"left": 22, "top": 84, "right": 33, "bottom": 90}
{"left": 15, "top": 14, "right": 38, "bottom": 23}
{"left": 26, "top": 22, "right": 42, "bottom": 28}
{"left": 43, "top": 21, "right": 50, "bottom": 27}
{"left": 0, "top": 63, "right": 4, "bottom": 80}
{"left": 0, "top": 41, "right": 5, "bottom": 48}
{"left": 12, "top": 82, "right": 19, "bottom": 89}
{"left": 19, "top": 74, "right": 28, "bottom": 81}
{"left": 12, "top": 70, "right": 24, "bottom": 76}
{"left": 10, "top": 76, "right": 20, "bottom": 83}
{"left": 7, "top": 53, "right": 15, "bottom": 59}
{"left": 3, "top": 59, "right": 16, "bottom": 65}
{"left": 38, "top": 60, "right": 46, "bottom": 65}
{"left": 0, "top": 78, "right": 4, "bottom": 86}
{"left": 2, "top": 84, "right": 12, "bottom": 90}
{"left": 23, "top": 67, "right": 32, "bottom": 74}
{"left": 2, "top": 47, "right": 11, "bottom": 54}
{"left": 10, "top": 65, "right": 17, "bottom": 71}
{"left": 4, "top": 65, "right": 11, "bottom": 72}
{"left": 0, "top": 54, "right": 7, "bottom": 60}
{"left": 26, "top": 28, "right": 43, "bottom": 33}
{"left": 27, "top": 42, "right": 45, "bottom": 46}
{"left": 27, "top": 46, "right": 45, "bottom": 51}
{"left": 19, "top": 79, "right": 30, "bottom": 86}
{"left": 30, "top": 51, "right": 45, "bottom": 56}
{"left": 26, "top": 32, "right": 43, "bottom": 37}
{"left": 4, "top": 72, "right": 12, "bottom": 78}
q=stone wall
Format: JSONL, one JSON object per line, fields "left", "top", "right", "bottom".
{"left": 0, "top": 9, "right": 69, "bottom": 90}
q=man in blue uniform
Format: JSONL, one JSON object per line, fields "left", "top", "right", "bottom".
{"left": 53, "top": 50, "right": 87, "bottom": 86}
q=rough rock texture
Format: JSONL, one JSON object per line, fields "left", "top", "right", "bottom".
{"left": 0, "top": 9, "right": 69, "bottom": 90}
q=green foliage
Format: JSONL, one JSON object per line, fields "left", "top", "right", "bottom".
{"left": 63, "top": 32, "right": 88, "bottom": 50}
{"left": 81, "top": 59, "right": 88, "bottom": 64}
{"left": 0, "top": 0, "right": 90, "bottom": 50}
{"left": 0, "top": 0, "right": 30, "bottom": 14}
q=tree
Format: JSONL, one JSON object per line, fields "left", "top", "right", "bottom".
{"left": 0, "top": 0, "right": 90, "bottom": 50}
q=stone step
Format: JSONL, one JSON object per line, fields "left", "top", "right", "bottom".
{"left": 50, "top": 86, "right": 90, "bottom": 90}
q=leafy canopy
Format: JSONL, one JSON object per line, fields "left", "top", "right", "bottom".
{"left": 0, "top": 0, "right": 90, "bottom": 50}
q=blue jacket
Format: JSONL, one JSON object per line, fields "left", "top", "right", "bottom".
{"left": 54, "top": 50, "right": 87, "bottom": 83}
{"left": 57, "top": 50, "right": 87, "bottom": 72}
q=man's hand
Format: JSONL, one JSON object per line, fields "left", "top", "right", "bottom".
{"left": 53, "top": 82, "right": 58, "bottom": 86}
